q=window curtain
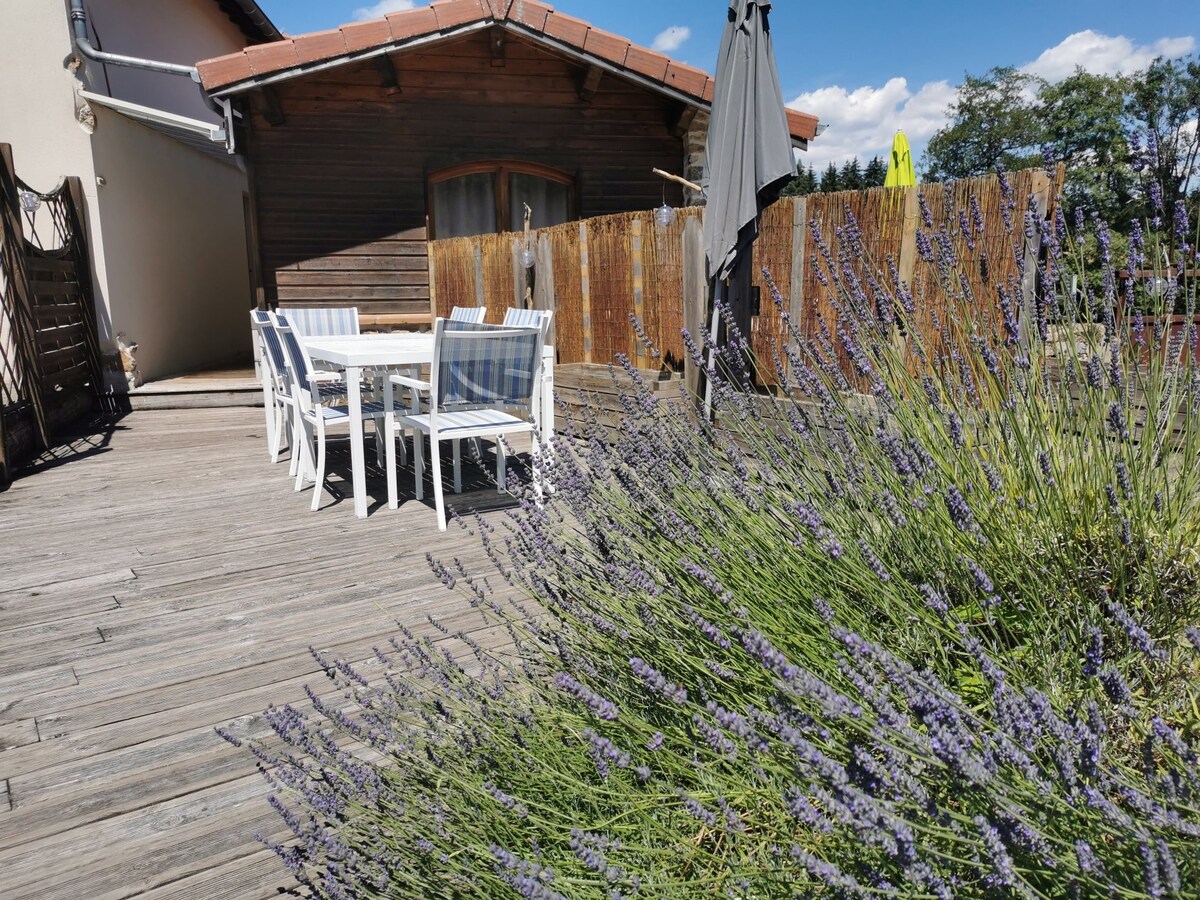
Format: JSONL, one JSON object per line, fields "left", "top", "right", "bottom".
{"left": 509, "top": 173, "right": 570, "bottom": 232}
{"left": 432, "top": 172, "right": 496, "bottom": 239}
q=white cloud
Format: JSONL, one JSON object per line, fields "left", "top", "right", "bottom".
{"left": 792, "top": 30, "right": 1196, "bottom": 176}
{"left": 651, "top": 26, "right": 691, "bottom": 53}
{"left": 351, "top": 0, "right": 418, "bottom": 21}
{"left": 790, "top": 78, "right": 956, "bottom": 173}
{"left": 1021, "top": 30, "right": 1194, "bottom": 81}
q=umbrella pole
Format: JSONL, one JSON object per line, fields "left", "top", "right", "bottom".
{"left": 703, "top": 279, "right": 725, "bottom": 419}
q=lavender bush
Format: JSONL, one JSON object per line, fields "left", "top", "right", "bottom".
{"left": 223, "top": 169, "right": 1200, "bottom": 897}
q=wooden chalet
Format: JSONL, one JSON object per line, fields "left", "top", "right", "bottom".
{"left": 197, "top": 0, "right": 819, "bottom": 329}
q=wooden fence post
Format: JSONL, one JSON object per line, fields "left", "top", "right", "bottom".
{"left": 64, "top": 175, "right": 105, "bottom": 411}
{"left": 579, "top": 221, "right": 593, "bottom": 363}
{"left": 788, "top": 197, "right": 807, "bottom": 342}
{"left": 0, "top": 143, "right": 48, "bottom": 451}
{"left": 511, "top": 236, "right": 526, "bottom": 309}
{"left": 426, "top": 235, "right": 438, "bottom": 326}
{"left": 630, "top": 216, "right": 646, "bottom": 369}
{"left": 1018, "top": 171, "right": 1052, "bottom": 351}
{"left": 897, "top": 186, "right": 919, "bottom": 291}
{"left": 472, "top": 239, "right": 485, "bottom": 310}
{"left": 682, "top": 214, "right": 705, "bottom": 398}
{"left": 534, "top": 233, "right": 556, "bottom": 347}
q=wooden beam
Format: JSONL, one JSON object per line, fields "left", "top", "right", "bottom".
{"left": 670, "top": 104, "right": 698, "bottom": 138}
{"left": 578, "top": 65, "right": 603, "bottom": 103}
{"left": 579, "top": 221, "right": 593, "bottom": 363}
{"left": 258, "top": 87, "right": 284, "bottom": 127}
{"left": 631, "top": 217, "right": 646, "bottom": 369}
{"left": 374, "top": 53, "right": 401, "bottom": 96}
{"left": 788, "top": 197, "right": 807, "bottom": 346}
{"left": 489, "top": 27, "right": 507, "bottom": 67}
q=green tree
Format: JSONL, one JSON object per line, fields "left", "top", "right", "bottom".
{"left": 1038, "top": 68, "right": 1133, "bottom": 226}
{"left": 922, "top": 66, "right": 1044, "bottom": 179}
{"left": 802, "top": 164, "right": 818, "bottom": 194}
{"left": 839, "top": 157, "right": 864, "bottom": 190}
{"left": 1126, "top": 55, "right": 1200, "bottom": 218}
{"left": 863, "top": 155, "right": 887, "bottom": 188}
{"left": 819, "top": 162, "right": 840, "bottom": 193}
{"left": 780, "top": 163, "right": 820, "bottom": 197}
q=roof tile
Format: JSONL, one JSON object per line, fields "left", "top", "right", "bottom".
{"left": 244, "top": 40, "right": 299, "bottom": 77}
{"left": 623, "top": 44, "right": 670, "bottom": 82}
{"left": 582, "top": 28, "right": 629, "bottom": 67}
{"left": 294, "top": 29, "right": 348, "bottom": 65}
{"left": 195, "top": 0, "right": 819, "bottom": 142}
{"left": 340, "top": 18, "right": 391, "bottom": 53}
{"left": 430, "top": 0, "right": 489, "bottom": 30}
{"left": 541, "top": 10, "right": 590, "bottom": 48}
{"left": 387, "top": 6, "right": 440, "bottom": 40}
{"left": 503, "top": 0, "right": 552, "bottom": 31}
{"left": 663, "top": 61, "right": 709, "bottom": 99}
{"left": 197, "top": 51, "right": 254, "bottom": 89}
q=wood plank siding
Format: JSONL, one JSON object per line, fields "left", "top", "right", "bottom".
{"left": 244, "top": 29, "right": 688, "bottom": 319}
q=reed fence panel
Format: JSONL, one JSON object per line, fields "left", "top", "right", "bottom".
{"left": 424, "top": 167, "right": 1065, "bottom": 391}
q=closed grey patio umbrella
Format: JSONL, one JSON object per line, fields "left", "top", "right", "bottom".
{"left": 702, "top": 0, "right": 796, "bottom": 412}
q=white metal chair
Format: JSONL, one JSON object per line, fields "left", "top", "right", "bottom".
{"left": 250, "top": 309, "right": 287, "bottom": 463}
{"left": 384, "top": 319, "right": 543, "bottom": 530}
{"left": 276, "top": 318, "right": 396, "bottom": 511}
{"left": 449, "top": 305, "right": 487, "bottom": 324}
{"left": 502, "top": 307, "right": 554, "bottom": 333}
{"left": 277, "top": 306, "right": 360, "bottom": 337}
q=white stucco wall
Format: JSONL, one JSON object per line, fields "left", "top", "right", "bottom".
{"left": 1, "top": 0, "right": 256, "bottom": 384}
{"left": 89, "top": 107, "right": 253, "bottom": 381}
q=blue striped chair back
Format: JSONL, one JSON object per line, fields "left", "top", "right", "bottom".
{"left": 252, "top": 310, "right": 290, "bottom": 383}
{"left": 449, "top": 306, "right": 487, "bottom": 324}
{"left": 432, "top": 320, "right": 540, "bottom": 410}
{"left": 278, "top": 306, "right": 360, "bottom": 337}
{"left": 502, "top": 308, "right": 554, "bottom": 332}
{"left": 272, "top": 313, "right": 314, "bottom": 394}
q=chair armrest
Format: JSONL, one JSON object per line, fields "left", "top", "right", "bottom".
{"left": 388, "top": 373, "right": 431, "bottom": 392}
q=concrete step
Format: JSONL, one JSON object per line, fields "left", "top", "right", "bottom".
{"left": 128, "top": 369, "right": 262, "bottom": 410}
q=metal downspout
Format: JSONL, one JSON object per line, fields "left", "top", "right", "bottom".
{"left": 69, "top": 0, "right": 200, "bottom": 80}
{"left": 67, "top": 0, "right": 233, "bottom": 133}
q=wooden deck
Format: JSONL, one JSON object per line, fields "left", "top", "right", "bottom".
{"left": 0, "top": 407, "right": 517, "bottom": 899}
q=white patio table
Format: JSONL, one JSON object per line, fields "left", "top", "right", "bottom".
{"left": 304, "top": 333, "right": 554, "bottom": 519}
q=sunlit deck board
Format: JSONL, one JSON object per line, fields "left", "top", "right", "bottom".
{"left": 0, "top": 407, "right": 516, "bottom": 899}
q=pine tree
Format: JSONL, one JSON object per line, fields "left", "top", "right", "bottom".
{"left": 864, "top": 156, "right": 887, "bottom": 188}
{"left": 803, "top": 164, "right": 819, "bottom": 194}
{"left": 819, "top": 163, "right": 840, "bottom": 193}
{"left": 839, "top": 157, "right": 864, "bottom": 190}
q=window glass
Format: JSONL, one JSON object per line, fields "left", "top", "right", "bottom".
{"left": 509, "top": 173, "right": 571, "bottom": 232}
{"left": 431, "top": 172, "right": 497, "bottom": 239}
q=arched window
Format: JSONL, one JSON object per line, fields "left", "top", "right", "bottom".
{"left": 428, "top": 161, "right": 574, "bottom": 239}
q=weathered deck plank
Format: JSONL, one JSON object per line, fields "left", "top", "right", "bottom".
{"left": 0, "top": 407, "right": 512, "bottom": 898}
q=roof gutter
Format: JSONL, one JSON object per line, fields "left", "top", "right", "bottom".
{"left": 69, "top": 0, "right": 200, "bottom": 81}
{"left": 225, "top": 0, "right": 283, "bottom": 43}
{"left": 68, "top": 0, "right": 237, "bottom": 151}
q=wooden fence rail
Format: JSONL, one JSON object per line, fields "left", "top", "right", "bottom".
{"left": 0, "top": 143, "right": 105, "bottom": 483}
{"left": 427, "top": 167, "right": 1063, "bottom": 388}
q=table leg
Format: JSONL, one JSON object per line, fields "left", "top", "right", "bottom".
{"left": 346, "top": 364, "right": 368, "bottom": 518}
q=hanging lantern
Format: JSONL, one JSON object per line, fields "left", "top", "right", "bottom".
{"left": 655, "top": 203, "right": 677, "bottom": 228}
{"left": 520, "top": 247, "right": 536, "bottom": 268}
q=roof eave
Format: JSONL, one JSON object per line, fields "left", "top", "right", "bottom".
{"left": 201, "top": 15, "right": 819, "bottom": 144}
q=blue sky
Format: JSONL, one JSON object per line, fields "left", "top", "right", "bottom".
{"left": 257, "top": 0, "right": 1199, "bottom": 172}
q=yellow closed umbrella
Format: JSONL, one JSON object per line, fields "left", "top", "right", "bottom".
{"left": 884, "top": 131, "right": 916, "bottom": 188}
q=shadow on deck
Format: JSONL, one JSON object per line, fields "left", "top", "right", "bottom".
{"left": 0, "top": 407, "right": 515, "bottom": 899}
